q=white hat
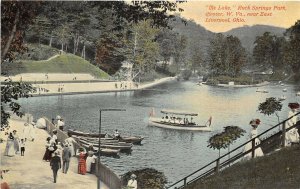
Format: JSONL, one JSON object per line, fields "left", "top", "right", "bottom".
{"left": 130, "top": 174, "right": 137, "bottom": 179}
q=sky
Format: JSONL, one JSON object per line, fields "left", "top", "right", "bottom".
{"left": 178, "top": 1, "right": 300, "bottom": 32}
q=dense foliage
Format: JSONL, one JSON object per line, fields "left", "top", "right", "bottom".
{"left": 1, "top": 79, "right": 36, "bottom": 128}
{"left": 207, "top": 34, "right": 247, "bottom": 77}
{"left": 258, "top": 97, "right": 282, "bottom": 123}
{"left": 122, "top": 168, "right": 167, "bottom": 189}
{"left": 208, "top": 126, "right": 245, "bottom": 157}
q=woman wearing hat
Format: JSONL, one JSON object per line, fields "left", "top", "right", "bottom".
{"left": 242, "top": 119, "right": 264, "bottom": 160}
{"left": 127, "top": 174, "right": 137, "bottom": 189}
{"left": 286, "top": 103, "right": 300, "bottom": 146}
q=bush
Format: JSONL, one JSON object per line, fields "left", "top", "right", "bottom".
{"left": 122, "top": 168, "right": 167, "bottom": 189}
{"left": 181, "top": 70, "right": 192, "bottom": 80}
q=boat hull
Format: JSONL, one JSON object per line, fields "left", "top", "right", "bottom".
{"left": 148, "top": 118, "right": 212, "bottom": 131}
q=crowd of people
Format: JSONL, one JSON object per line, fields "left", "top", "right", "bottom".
{"left": 41, "top": 116, "right": 98, "bottom": 183}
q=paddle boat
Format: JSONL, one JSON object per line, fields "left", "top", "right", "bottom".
{"left": 148, "top": 109, "right": 212, "bottom": 131}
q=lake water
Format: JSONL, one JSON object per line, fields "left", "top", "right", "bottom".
{"left": 18, "top": 81, "right": 300, "bottom": 184}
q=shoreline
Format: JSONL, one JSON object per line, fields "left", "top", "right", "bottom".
{"left": 204, "top": 81, "right": 270, "bottom": 88}
{"left": 30, "top": 77, "right": 176, "bottom": 97}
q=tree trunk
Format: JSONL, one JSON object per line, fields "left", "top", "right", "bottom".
{"left": 1, "top": 9, "right": 20, "bottom": 62}
{"left": 81, "top": 44, "right": 86, "bottom": 60}
{"left": 49, "top": 32, "right": 53, "bottom": 47}
{"left": 61, "top": 42, "right": 64, "bottom": 52}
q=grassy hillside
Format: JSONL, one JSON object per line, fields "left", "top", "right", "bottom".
{"left": 184, "top": 145, "right": 300, "bottom": 189}
{"left": 2, "top": 53, "right": 109, "bottom": 79}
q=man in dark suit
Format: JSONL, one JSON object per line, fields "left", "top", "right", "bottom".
{"left": 50, "top": 152, "right": 61, "bottom": 183}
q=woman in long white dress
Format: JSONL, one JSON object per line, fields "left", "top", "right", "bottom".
{"left": 285, "top": 103, "right": 299, "bottom": 146}
{"left": 243, "top": 119, "right": 264, "bottom": 160}
{"left": 12, "top": 130, "right": 20, "bottom": 154}
{"left": 65, "top": 134, "right": 76, "bottom": 156}
{"left": 86, "top": 152, "right": 97, "bottom": 173}
{"left": 4, "top": 132, "right": 15, "bottom": 156}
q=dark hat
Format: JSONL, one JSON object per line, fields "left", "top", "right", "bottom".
{"left": 288, "top": 103, "right": 300, "bottom": 109}
{"left": 250, "top": 119, "right": 261, "bottom": 126}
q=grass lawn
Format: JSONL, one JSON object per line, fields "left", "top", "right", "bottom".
{"left": 2, "top": 53, "right": 109, "bottom": 79}
{"left": 184, "top": 145, "right": 300, "bottom": 189}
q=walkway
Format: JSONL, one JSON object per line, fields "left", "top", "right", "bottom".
{"left": 0, "top": 119, "right": 109, "bottom": 189}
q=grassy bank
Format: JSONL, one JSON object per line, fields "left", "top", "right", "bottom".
{"left": 184, "top": 145, "right": 300, "bottom": 189}
{"left": 2, "top": 54, "right": 109, "bottom": 79}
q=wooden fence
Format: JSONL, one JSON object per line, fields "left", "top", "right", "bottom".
{"left": 44, "top": 117, "right": 122, "bottom": 189}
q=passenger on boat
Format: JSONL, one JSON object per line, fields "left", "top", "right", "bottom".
{"left": 114, "top": 129, "right": 121, "bottom": 139}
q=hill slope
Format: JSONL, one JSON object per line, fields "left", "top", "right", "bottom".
{"left": 2, "top": 53, "right": 109, "bottom": 79}
{"left": 184, "top": 145, "right": 300, "bottom": 189}
{"left": 223, "top": 25, "right": 286, "bottom": 53}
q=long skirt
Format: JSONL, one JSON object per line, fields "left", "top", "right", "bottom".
{"left": 4, "top": 140, "right": 14, "bottom": 156}
{"left": 14, "top": 139, "right": 20, "bottom": 152}
{"left": 242, "top": 138, "right": 264, "bottom": 160}
{"left": 285, "top": 128, "right": 299, "bottom": 146}
{"left": 43, "top": 148, "right": 52, "bottom": 161}
{"left": 78, "top": 158, "right": 86, "bottom": 175}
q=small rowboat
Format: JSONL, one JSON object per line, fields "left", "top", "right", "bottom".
{"left": 68, "top": 129, "right": 106, "bottom": 138}
{"left": 79, "top": 143, "right": 120, "bottom": 156}
{"left": 77, "top": 137, "right": 133, "bottom": 152}
{"left": 69, "top": 129, "right": 144, "bottom": 145}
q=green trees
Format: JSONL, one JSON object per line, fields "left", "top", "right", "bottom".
{"left": 125, "top": 20, "right": 160, "bottom": 79}
{"left": 284, "top": 20, "right": 300, "bottom": 80}
{"left": 1, "top": 79, "right": 36, "bottom": 129}
{"left": 253, "top": 32, "right": 285, "bottom": 71}
{"left": 208, "top": 126, "right": 245, "bottom": 157}
{"left": 258, "top": 97, "right": 282, "bottom": 123}
{"left": 208, "top": 34, "right": 246, "bottom": 77}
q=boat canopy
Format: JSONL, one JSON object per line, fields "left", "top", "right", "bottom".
{"left": 161, "top": 109, "right": 198, "bottom": 116}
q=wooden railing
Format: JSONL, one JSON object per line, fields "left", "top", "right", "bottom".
{"left": 167, "top": 112, "right": 300, "bottom": 189}
{"left": 43, "top": 117, "right": 122, "bottom": 189}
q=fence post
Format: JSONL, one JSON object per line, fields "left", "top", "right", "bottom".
{"left": 215, "top": 159, "right": 220, "bottom": 173}
{"left": 183, "top": 177, "right": 187, "bottom": 186}
{"left": 282, "top": 121, "right": 286, "bottom": 147}
{"left": 251, "top": 138, "right": 255, "bottom": 158}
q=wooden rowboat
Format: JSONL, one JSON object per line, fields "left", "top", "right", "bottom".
{"left": 80, "top": 143, "right": 120, "bottom": 156}
{"left": 77, "top": 137, "right": 133, "bottom": 152}
{"left": 69, "top": 129, "right": 144, "bottom": 145}
{"left": 68, "top": 129, "right": 106, "bottom": 138}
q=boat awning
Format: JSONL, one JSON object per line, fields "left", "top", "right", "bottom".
{"left": 161, "top": 109, "right": 198, "bottom": 116}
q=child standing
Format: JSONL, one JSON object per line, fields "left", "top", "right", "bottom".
{"left": 20, "top": 139, "right": 25, "bottom": 156}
